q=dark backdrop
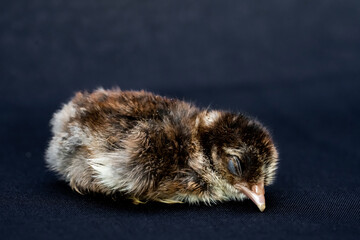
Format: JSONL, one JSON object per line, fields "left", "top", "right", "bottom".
{"left": 1, "top": 1, "right": 359, "bottom": 239}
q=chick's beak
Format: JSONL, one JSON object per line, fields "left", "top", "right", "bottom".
{"left": 235, "top": 181, "right": 266, "bottom": 212}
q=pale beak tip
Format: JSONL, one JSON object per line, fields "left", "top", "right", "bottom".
{"left": 258, "top": 203, "right": 266, "bottom": 212}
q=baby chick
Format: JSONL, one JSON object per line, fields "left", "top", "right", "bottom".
{"left": 45, "top": 88, "right": 278, "bottom": 211}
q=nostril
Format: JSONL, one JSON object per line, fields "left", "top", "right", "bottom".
{"left": 251, "top": 181, "right": 265, "bottom": 195}
{"left": 252, "top": 185, "right": 260, "bottom": 194}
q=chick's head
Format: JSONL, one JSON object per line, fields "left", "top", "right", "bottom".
{"left": 200, "top": 111, "right": 279, "bottom": 211}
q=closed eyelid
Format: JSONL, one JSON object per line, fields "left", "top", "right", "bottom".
{"left": 228, "top": 159, "right": 238, "bottom": 175}
{"left": 227, "top": 156, "right": 242, "bottom": 176}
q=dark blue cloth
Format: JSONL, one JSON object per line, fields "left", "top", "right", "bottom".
{"left": 1, "top": 1, "right": 359, "bottom": 239}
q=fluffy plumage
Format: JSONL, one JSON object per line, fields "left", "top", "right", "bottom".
{"left": 45, "top": 88, "right": 278, "bottom": 210}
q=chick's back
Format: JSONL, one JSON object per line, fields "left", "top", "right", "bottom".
{"left": 45, "top": 89, "right": 202, "bottom": 200}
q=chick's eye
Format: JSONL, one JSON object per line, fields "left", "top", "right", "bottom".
{"left": 227, "top": 156, "right": 242, "bottom": 176}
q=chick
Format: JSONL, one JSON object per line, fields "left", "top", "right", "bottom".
{"left": 45, "top": 88, "right": 278, "bottom": 211}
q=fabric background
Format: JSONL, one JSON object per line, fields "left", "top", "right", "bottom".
{"left": 0, "top": 1, "right": 359, "bottom": 239}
